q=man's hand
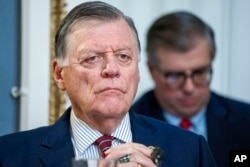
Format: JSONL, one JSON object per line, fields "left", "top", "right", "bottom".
{"left": 105, "top": 143, "right": 157, "bottom": 167}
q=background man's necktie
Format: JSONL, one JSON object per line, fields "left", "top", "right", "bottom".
{"left": 179, "top": 119, "right": 192, "bottom": 130}
{"left": 95, "top": 135, "right": 113, "bottom": 158}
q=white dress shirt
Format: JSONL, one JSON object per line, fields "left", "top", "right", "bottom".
{"left": 163, "top": 108, "right": 208, "bottom": 140}
{"left": 70, "top": 110, "right": 133, "bottom": 159}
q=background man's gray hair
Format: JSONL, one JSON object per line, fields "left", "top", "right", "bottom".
{"left": 146, "top": 11, "right": 216, "bottom": 68}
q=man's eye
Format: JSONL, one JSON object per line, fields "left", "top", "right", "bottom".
{"left": 166, "top": 74, "right": 178, "bottom": 81}
{"left": 85, "top": 56, "right": 101, "bottom": 63}
{"left": 117, "top": 54, "right": 132, "bottom": 64}
{"left": 165, "top": 73, "right": 183, "bottom": 81}
{"left": 118, "top": 54, "right": 129, "bottom": 61}
{"left": 79, "top": 55, "right": 103, "bottom": 68}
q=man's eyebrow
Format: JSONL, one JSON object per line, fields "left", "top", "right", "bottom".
{"left": 192, "top": 65, "right": 211, "bottom": 71}
{"left": 77, "top": 46, "right": 134, "bottom": 56}
{"left": 163, "top": 65, "right": 210, "bottom": 73}
{"left": 112, "top": 48, "right": 134, "bottom": 54}
{"left": 76, "top": 49, "right": 99, "bottom": 58}
{"left": 116, "top": 47, "right": 132, "bottom": 51}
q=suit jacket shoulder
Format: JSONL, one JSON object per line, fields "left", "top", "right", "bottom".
{"left": 132, "top": 90, "right": 165, "bottom": 121}
{"left": 206, "top": 92, "right": 250, "bottom": 167}
{"left": 0, "top": 108, "right": 74, "bottom": 167}
{"left": 207, "top": 91, "right": 250, "bottom": 136}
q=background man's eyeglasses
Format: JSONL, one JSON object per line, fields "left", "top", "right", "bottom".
{"left": 158, "top": 66, "right": 212, "bottom": 89}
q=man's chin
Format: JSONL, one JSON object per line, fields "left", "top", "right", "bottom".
{"left": 178, "top": 107, "right": 201, "bottom": 117}
{"left": 99, "top": 102, "right": 127, "bottom": 112}
{"left": 94, "top": 108, "right": 126, "bottom": 119}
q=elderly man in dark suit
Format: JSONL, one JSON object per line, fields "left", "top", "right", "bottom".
{"left": 0, "top": 2, "right": 216, "bottom": 167}
{"left": 132, "top": 11, "right": 250, "bottom": 167}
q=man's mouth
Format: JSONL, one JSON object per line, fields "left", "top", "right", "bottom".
{"left": 179, "top": 98, "right": 197, "bottom": 106}
{"left": 96, "top": 87, "right": 124, "bottom": 94}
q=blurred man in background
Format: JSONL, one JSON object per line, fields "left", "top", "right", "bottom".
{"left": 132, "top": 11, "right": 250, "bottom": 167}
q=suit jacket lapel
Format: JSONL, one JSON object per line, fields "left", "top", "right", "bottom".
{"left": 40, "top": 109, "right": 75, "bottom": 167}
{"left": 206, "top": 93, "right": 229, "bottom": 158}
{"left": 148, "top": 91, "right": 166, "bottom": 121}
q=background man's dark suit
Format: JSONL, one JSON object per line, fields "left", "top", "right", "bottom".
{"left": 132, "top": 90, "right": 250, "bottom": 167}
{"left": 0, "top": 108, "right": 216, "bottom": 167}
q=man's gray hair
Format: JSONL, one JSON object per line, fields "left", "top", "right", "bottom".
{"left": 55, "top": 1, "right": 141, "bottom": 66}
{"left": 146, "top": 11, "right": 216, "bottom": 67}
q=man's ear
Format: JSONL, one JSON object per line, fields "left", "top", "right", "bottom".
{"left": 52, "top": 60, "right": 66, "bottom": 91}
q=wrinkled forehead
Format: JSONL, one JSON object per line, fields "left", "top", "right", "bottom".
{"left": 69, "top": 17, "right": 119, "bottom": 33}
{"left": 67, "top": 18, "right": 140, "bottom": 52}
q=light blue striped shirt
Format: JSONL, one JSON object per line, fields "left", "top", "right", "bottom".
{"left": 163, "top": 108, "right": 207, "bottom": 140}
{"left": 70, "top": 110, "right": 132, "bottom": 160}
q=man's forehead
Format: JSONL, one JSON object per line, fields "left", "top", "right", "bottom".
{"left": 70, "top": 18, "right": 124, "bottom": 32}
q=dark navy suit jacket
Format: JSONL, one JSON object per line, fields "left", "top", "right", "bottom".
{"left": 0, "top": 108, "right": 216, "bottom": 167}
{"left": 132, "top": 90, "right": 250, "bottom": 167}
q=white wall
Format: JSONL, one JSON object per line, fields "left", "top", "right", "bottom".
{"left": 229, "top": 0, "right": 250, "bottom": 102}
{"left": 20, "top": 0, "right": 250, "bottom": 131}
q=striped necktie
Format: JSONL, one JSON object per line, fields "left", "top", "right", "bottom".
{"left": 95, "top": 135, "right": 113, "bottom": 158}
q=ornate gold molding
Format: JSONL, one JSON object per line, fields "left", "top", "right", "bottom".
{"left": 49, "top": 0, "right": 66, "bottom": 124}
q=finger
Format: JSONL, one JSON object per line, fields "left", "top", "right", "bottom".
{"left": 117, "top": 162, "right": 137, "bottom": 167}
{"left": 129, "top": 151, "right": 156, "bottom": 167}
{"left": 105, "top": 143, "right": 156, "bottom": 167}
{"left": 117, "top": 161, "right": 156, "bottom": 167}
{"left": 105, "top": 142, "right": 152, "bottom": 158}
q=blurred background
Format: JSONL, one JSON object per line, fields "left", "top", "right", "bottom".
{"left": 1, "top": 0, "right": 250, "bottom": 136}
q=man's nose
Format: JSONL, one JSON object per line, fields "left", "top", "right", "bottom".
{"left": 101, "top": 55, "right": 120, "bottom": 78}
{"left": 182, "top": 77, "right": 195, "bottom": 93}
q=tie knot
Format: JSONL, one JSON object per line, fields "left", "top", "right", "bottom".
{"left": 95, "top": 135, "right": 113, "bottom": 158}
{"left": 179, "top": 119, "right": 192, "bottom": 130}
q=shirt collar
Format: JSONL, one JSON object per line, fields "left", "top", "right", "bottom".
{"left": 70, "top": 109, "right": 132, "bottom": 153}
{"left": 163, "top": 108, "right": 206, "bottom": 128}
